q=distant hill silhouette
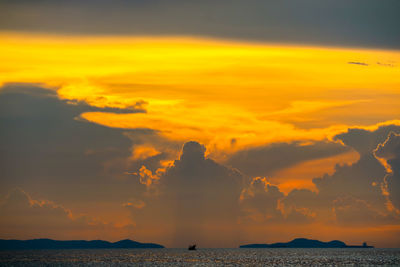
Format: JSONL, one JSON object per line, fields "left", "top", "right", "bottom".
{"left": 0, "top": 239, "right": 164, "bottom": 250}
{"left": 240, "top": 238, "right": 373, "bottom": 248}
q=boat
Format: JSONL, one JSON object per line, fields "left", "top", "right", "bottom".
{"left": 188, "top": 244, "right": 196, "bottom": 250}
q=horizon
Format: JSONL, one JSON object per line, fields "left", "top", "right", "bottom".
{"left": 1, "top": 0, "right": 400, "bottom": 249}
{"left": 0, "top": 237, "right": 375, "bottom": 249}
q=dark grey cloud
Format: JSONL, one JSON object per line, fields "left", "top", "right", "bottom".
{"left": 293, "top": 125, "right": 400, "bottom": 225}
{"left": 0, "top": 83, "right": 149, "bottom": 206}
{"left": 227, "top": 141, "right": 349, "bottom": 178}
{"left": 0, "top": 83, "right": 147, "bottom": 115}
{"left": 240, "top": 180, "right": 316, "bottom": 225}
{"left": 240, "top": 177, "right": 284, "bottom": 221}
{"left": 131, "top": 141, "right": 318, "bottom": 247}
{"left": 334, "top": 125, "right": 400, "bottom": 157}
{"left": 313, "top": 153, "right": 387, "bottom": 210}
{"left": 333, "top": 196, "right": 397, "bottom": 226}
{"left": 0, "top": 188, "right": 134, "bottom": 240}
{"left": 348, "top": 62, "right": 369, "bottom": 66}
{"left": 283, "top": 189, "right": 319, "bottom": 213}
{"left": 278, "top": 125, "right": 400, "bottom": 228}
{"left": 146, "top": 141, "right": 244, "bottom": 247}
{"left": 314, "top": 125, "right": 400, "bottom": 208}
{"left": 0, "top": 0, "right": 399, "bottom": 49}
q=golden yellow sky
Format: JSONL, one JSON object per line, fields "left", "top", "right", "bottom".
{"left": 1, "top": 33, "right": 399, "bottom": 158}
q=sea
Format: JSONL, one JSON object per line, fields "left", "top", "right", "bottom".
{"left": 0, "top": 248, "right": 399, "bottom": 266}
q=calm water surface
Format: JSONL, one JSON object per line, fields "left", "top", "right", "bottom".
{"left": 0, "top": 248, "right": 399, "bottom": 266}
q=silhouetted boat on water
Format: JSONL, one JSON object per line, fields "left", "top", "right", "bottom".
{"left": 188, "top": 244, "right": 196, "bottom": 250}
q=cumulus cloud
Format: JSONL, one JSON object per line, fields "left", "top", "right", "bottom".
{"left": 334, "top": 126, "right": 400, "bottom": 156}
{"left": 160, "top": 141, "right": 244, "bottom": 246}
{"left": 130, "top": 141, "right": 334, "bottom": 246}
{"left": 126, "top": 141, "right": 245, "bottom": 247}
{"left": 314, "top": 126, "right": 400, "bottom": 206}
{"left": 239, "top": 178, "right": 316, "bottom": 225}
{"left": 240, "top": 177, "right": 284, "bottom": 222}
{"left": 267, "top": 125, "right": 400, "bottom": 230}
{"left": 125, "top": 124, "right": 400, "bottom": 247}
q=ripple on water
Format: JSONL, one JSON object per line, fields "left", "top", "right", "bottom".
{"left": 0, "top": 248, "right": 399, "bottom": 266}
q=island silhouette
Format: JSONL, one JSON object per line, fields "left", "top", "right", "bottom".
{"left": 0, "top": 238, "right": 375, "bottom": 249}
{"left": 0, "top": 239, "right": 164, "bottom": 250}
{"left": 240, "top": 238, "right": 373, "bottom": 248}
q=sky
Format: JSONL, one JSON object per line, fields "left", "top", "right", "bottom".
{"left": 0, "top": 0, "right": 399, "bottom": 248}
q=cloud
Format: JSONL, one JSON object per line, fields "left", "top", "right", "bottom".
{"left": 315, "top": 126, "right": 400, "bottom": 211}
{"left": 0, "top": 83, "right": 156, "bottom": 228}
{"left": 1, "top": 83, "right": 400, "bottom": 247}
{"left": 130, "top": 141, "right": 333, "bottom": 246}
{"left": 122, "top": 199, "right": 146, "bottom": 210}
{"left": 126, "top": 141, "right": 244, "bottom": 247}
{"left": 2, "top": 34, "right": 399, "bottom": 154}
{"left": 0, "top": 188, "right": 135, "bottom": 240}
{"left": 235, "top": 123, "right": 400, "bottom": 246}
{"left": 377, "top": 62, "right": 396, "bottom": 67}
{"left": 282, "top": 189, "right": 319, "bottom": 217}
{"left": 334, "top": 125, "right": 400, "bottom": 156}
{"left": 273, "top": 125, "right": 400, "bottom": 230}
{"left": 131, "top": 145, "right": 161, "bottom": 161}
{"left": 1, "top": 0, "right": 399, "bottom": 48}
{"left": 310, "top": 125, "right": 400, "bottom": 224}
{"left": 374, "top": 132, "right": 400, "bottom": 211}
{"left": 333, "top": 196, "right": 396, "bottom": 226}
{"left": 118, "top": 127, "right": 400, "bottom": 246}
{"left": 240, "top": 178, "right": 317, "bottom": 225}
{"left": 227, "top": 141, "right": 349, "bottom": 178}
{"left": 0, "top": 83, "right": 147, "bottom": 115}
{"left": 159, "top": 141, "right": 244, "bottom": 246}
{"left": 240, "top": 177, "right": 284, "bottom": 222}
{"left": 347, "top": 61, "right": 369, "bottom": 66}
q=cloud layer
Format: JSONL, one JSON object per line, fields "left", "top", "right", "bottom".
{"left": 1, "top": 0, "right": 399, "bottom": 48}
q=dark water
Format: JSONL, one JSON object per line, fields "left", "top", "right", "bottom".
{"left": 0, "top": 248, "right": 399, "bottom": 266}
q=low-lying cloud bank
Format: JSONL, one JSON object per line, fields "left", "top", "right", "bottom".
{"left": 0, "top": 188, "right": 134, "bottom": 241}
